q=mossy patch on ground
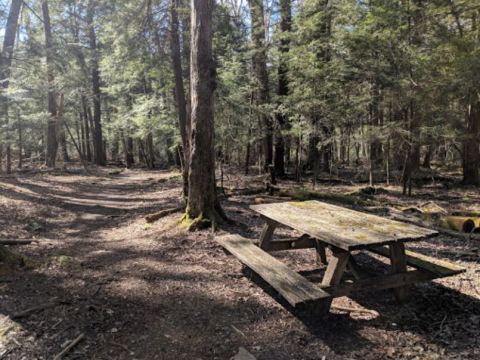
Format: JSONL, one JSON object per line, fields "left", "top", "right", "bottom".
{"left": 0, "top": 247, "right": 34, "bottom": 275}
{"left": 179, "top": 212, "right": 212, "bottom": 231}
{"left": 46, "top": 255, "right": 80, "bottom": 269}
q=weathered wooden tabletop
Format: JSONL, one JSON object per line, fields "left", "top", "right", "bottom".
{"left": 250, "top": 200, "right": 438, "bottom": 251}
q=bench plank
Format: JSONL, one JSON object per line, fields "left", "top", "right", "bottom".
{"left": 251, "top": 201, "right": 438, "bottom": 251}
{"left": 369, "top": 246, "right": 465, "bottom": 277}
{"left": 216, "top": 234, "right": 330, "bottom": 307}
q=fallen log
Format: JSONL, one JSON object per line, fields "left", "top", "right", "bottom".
{"left": 389, "top": 211, "right": 480, "bottom": 242}
{"left": 12, "top": 298, "right": 61, "bottom": 319}
{"left": 226, "top": 187, "right": 265, "bottom": 196}
{"left": 145, "top": 206, "right": 184, "bottom": 223}
{"left": 0, "top": 239, "right": 35, "bottom": 246}
{"left": 440, "top": 216, "right": 476, "bottom": 233}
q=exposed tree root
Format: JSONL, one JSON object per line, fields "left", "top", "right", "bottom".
{"left": 179, "top": 200, "right": 236, "bottom": 232}
{"left": 145, "top": 206, "right": 184, "bottom": 223}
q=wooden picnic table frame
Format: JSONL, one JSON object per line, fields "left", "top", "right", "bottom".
{"left": 250, "top": 201, "right": 465, "bottom": 307}
{"left": 258, "top": 216, "right": 410, "bottom": 303}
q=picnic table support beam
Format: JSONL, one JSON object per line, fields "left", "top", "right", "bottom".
{"left": 389, "top": 242, "right": 410, "bottom": 303}
{"left": 310, "top": 248, "right": 350, "bottom": 315}
{"left": 322, "top": 249, "right": 350, "bottom": 287}
{"left": 347, "top": 257, "right": 364, "bottom": 280}
{"left": 325, "top": 269, "right": 436, "bottom": 297}
{"left": 315, "top": 239, "right": 328, "bottom": 266}
{"left": 259, "top": 218, "right": 277, "bottom": 250}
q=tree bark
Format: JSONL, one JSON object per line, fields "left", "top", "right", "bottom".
{"left": 81, "top": 96, "right": 92, "bottom": 161}
{"left": 0, "top": 0, "right": 22, "bottom": 173}
{"left": 87, "top": 1, "right": 105, "bottom": 166}
{"left": 146, "top": 133, "right": 155, "bottom": 169}
{"left": 17, "top": 109, "right": 23, "bottom": 169}
{"left": 186, "top": 0, "right": 222, "bottom": 223}
{"left": 463, "top": 98, "right": 480, "bottom": 185}
{"left": 274, "top": 0, "right": 291, "bottom": 177}
{"left": 42, "top": 0, "right": 58, "bottom": 168}
{"left": 248, "top": 0, "right": 272, "bottom": 170}
{"left": 170, "top": 0, "right": 190, "bottom": 197}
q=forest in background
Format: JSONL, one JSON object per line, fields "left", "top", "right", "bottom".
{"left": 1, "top": 0, "right": 479, "bottom": 192}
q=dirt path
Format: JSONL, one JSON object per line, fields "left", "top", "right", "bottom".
{"left": 1, "top": 169, "right": 479, "bottom": 359}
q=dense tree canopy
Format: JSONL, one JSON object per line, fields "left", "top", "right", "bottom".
{"left": 1, "top": 0, "right": 479, "bottom": 191}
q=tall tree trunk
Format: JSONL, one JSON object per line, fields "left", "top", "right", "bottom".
{"left": 120, "top": 131, "right": 132, "bottom": 168}
{"left": 402, "top": 0, "right": 424, "bottom": 195}
{"left": 77, "top": 112, "right": 85, "bottom": 160}
{"left": 59, "top": 122, "right": 69, "bottom": 163}
{"left": 42, "top": 0, "right": 58, "bottom": 168}
{"left": 127, "top": 137, "right": 134, "bottom": 166}
{"left": 146, "top": 132, "right": 155, "bottom": 169}
{"left": 463, "top": 98, "right": 480, "bottom": 185}
{"left": 17, "top": 109, "right": 23, "bottom": 169}
{"left": 248, "top": 0, "right": 272, "bottom": 170}
{"left": 0, "top": 0, "right": 22, "bottom": 174}
{"left": 170, "top": 0, "right": 190, "bottom": 198}
{"left": 82, "top": 96, "right": 92, "bottom": 161}
{"left": 273, "top": 0, "right": 291, "bottom": 177}
{"left": 87, "top": 1, "right": 105, "bottom": 166}
{"left": 186, "top": 0, "right": 222, "bottom": 224}
{"left": 56, "top": 94, "right": 69, "bottom": 164}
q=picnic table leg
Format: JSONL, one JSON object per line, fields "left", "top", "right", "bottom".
{"left": 259, "top": 219, "right": 277, "bottom": 250}
{"left": 389, "top": 243, "right": 410, "bottom": 303}
{"left": 315, "top": 239, "right": 328, "bottom": 266}
{"left": 311, "top": 248, "right": 350, "bottom": 316}
{"left": 322, "top": 249, "right": 350, "bottom": 287}
{"left": 347, "top": 257, "right": 363, "bottom": 280}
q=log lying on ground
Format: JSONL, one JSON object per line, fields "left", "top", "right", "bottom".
{"left": 440, "top": 216, "right": 476, "bottom": 233}
{"left": 0, "top": 239, "right": 34, "bottom": 246}
{"left": 277, "top": 188, "right": 373, "bottom": 207}
{"left": 145, "top": 206, "right": 184, "bottom": 223}
{"left": 253, "top": 195, "right": 293, "bottom": 204}
{"left": 226, "top": 187, "right": 265, "bottom": 196}
{"left": 389, "top": 211, "right": 480, "bottom": 242}
{"left": 451, "top": 210, "right": 480, "bottom": 217}
{"left": 12, "top": 298, "right": 61, "bottom": 319}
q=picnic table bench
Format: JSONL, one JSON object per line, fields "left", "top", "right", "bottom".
{"left": 217, "top": 200, "right": 465, "bottom": 315}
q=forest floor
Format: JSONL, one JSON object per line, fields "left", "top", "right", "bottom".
{"left": 0, "top": 166, "right": 479, "bottom": 359}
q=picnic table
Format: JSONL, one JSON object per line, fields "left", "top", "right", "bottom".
{"left": 217, "top": 200, "right": 465, "bottom": 315}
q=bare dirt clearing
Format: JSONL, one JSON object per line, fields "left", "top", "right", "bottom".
{"left": 0, "top": 168, "right": 479, "bottom": 359}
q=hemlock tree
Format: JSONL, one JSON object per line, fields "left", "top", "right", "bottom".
{"left": 170, "top": 0, "right": 190, "bottom": 198}
{"left": 247, "top": 0, "right": 272, "bottom": 171}
{"left": 0, "top": 0, "right": 23, "bottom": 173}
{"left": 273, "top": 0, "right": 292, "bottom": 177}
{"left": 87, "top": 0, "right": 105, "bottom": 166}
{"left": 185, "top": 0, "right": 224, "bottom": 229}
{"left": 42, "top": 0, "right": 58, "bottom": 168}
